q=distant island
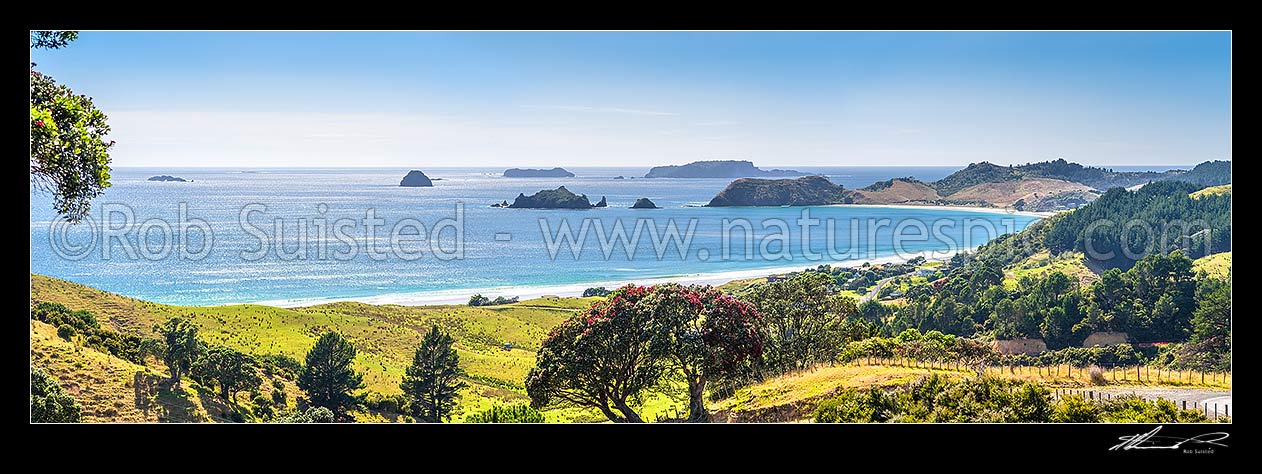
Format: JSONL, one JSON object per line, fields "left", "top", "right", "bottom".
{"left": 644, "top": 160, "right": 806, "bottom": 179}
{"left": 630, "top": 198, "right": 660, "bottom": 209}
{"left": 707, "top": 176, "right": 850, "bottom": 207}
{"left": 507, "top": 186, "right": 605, "bottom": 209}
{"left": 504, "top": 168, "right": 575, "bottom": 178}
{"left": 705, "top": 159, "right": 1232, "bottom": 210}
{"left": 399, "top": 170, "right": 434, "bottom": 187}
{"left": 147, "top": 175, "right": 188, "bottom": 182}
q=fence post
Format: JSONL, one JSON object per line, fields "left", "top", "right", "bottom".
{"left": 1089, "top": 391, "right": 1093, "bottom": 400}
{"left": 1225, "top": 405, "right": 1229, "bottom": 418}
{"left": 1214, "top": 404, "right": 1218, "bottom": 419}
{"left": 1183, "top": 400, "right": 1186, "bottom": 410}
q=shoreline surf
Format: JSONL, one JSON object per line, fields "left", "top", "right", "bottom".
{"left": 250, "top": 248, "right": 971, "bottom": 308}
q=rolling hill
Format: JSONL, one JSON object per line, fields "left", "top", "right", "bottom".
{"left": 29, "top": 274, "right": 633, "bottom": 422}
{"left": 947, "top": 178, "right": 1097, "bottom": 209}
{"left": 848, "top": 178, "right": 943, "bottom": 204}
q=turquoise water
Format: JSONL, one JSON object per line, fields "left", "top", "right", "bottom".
{"left": 30, "top": 166, "right": 1042, "bottom": 306}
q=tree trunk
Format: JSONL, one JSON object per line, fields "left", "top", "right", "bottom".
{"left": 685, "top": 373, "right": 709, "bottom": 423}
{"left": 597, "top": 404, "right": 624, "bottom": 423}
{"left": 612, "top": 398, "right": 643, "bottom": 423}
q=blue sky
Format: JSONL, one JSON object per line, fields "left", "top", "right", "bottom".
{"left": 31, "top": 31, "right": 1231, "bottom": 168}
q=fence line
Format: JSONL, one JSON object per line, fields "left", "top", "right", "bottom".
{"left": 1050, "top": 387, "right": 1230, "bottom": 420}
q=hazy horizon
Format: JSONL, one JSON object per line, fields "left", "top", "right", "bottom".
{"left": 106, "top": 162, "right": 1207, "bottom": 170}
{"left": 32, "top": 31, "right": 1231, "bottom": 168}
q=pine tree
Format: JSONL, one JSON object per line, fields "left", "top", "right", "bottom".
{"left": 298, "top": 331, "right": 364, "bottom": 413}
{"left": 400, "top": 326, "right": 467, "bottom": 422}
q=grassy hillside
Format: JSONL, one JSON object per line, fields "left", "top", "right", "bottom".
{"left": 1191, "top": 184, "right": 1231, "bottom": 198}
{"left": 31, "top": 273, "right": 616, "bottom": 421}
{"left": 1193, "top": 251, "right": 1232, "bottom": 279}
{"left": 32, "top": 320, "right": 224, "bottom": 422}
{"left": 849, "top": 178, "right": 942, "bottom": 204}
{"left": 947, "top": 178, "right": 1095, "bottom": 208}
{"left": 709, "top": 365, "right": 961, "bottom": 422}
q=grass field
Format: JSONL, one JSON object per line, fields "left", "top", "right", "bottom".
{"left": 1190, "top": 184, "right": 1231, "bottom": 199}
{"left": 1002, "top": 251, "right": 1099, "bottom": 290}
{"left": 1193, "top": 251, "right": 1232, "bottom": 279}
{"left": 30, "top": 273, "right": 621, "bottom": 422}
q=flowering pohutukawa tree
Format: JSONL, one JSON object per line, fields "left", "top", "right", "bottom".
{"left": 30, "top": 31, "right": 114, "bottom": 223}
{"left": 525, "top": 284, "right": 763, "bottom": 423}
{"left": 526, "top": 285, "right": 673, "bottom": 422}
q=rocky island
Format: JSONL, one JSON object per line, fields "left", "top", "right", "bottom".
{"left": 399, "top": 170, "right": 434, "bottom": 187}
{"left": 507, "top": 186, "right": 605, "bottom": 209}
{"left": 147, "top": 175, "right": 189, "bottom": 182}
{"left": 630, "top": 198, "right": 660, "bottom": 209}
{"left": 706, "top": 176, "right": 850, "bottom": 207}
{"left": 645, "top": 160, "right": 805, "bottom": 179}
{"left": 503, "top": 167, "right": 575, "bottom": 178}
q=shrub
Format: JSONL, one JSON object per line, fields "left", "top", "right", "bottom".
{"left": 362, "top": 392, "right": 407, "bottom": 414}
{"left": 582, "top": 287, "right": 612, "bottom": 297}
{"left": 271, "top": 387, "right": 287, "bottom": 407}
{"left": 251, "top": 393, "right": 274, "bottom": 419}
{"left": 490, "top": 296, "right": 519, "bottom": 305}
{"left": 1088, "top": 365, "right": 1107, "bottom": 385}
{"left": 464, "top": 404, "right": 546, "bottom": 423}
{"left": 1098, "top": 395, "right": 1209, "bottom": 423}
{"left": 1051, "top": 395, "right": 1099, "bottom": 422}
{"left": 31, "top": 367, "right": 82, "bottom": 422}
{"left": 808, "top": 375, "right": 1190, "bottom": 424}
{"left": 814, "top": 389, "right": 882, "bottom": 423}
{"left": 275, "top": 406, "right": 335, "bottom": 423}
{"left": 56, "top": 324, "right": 76, "bottom": 341}
{"left": 258, "top": 353, "right": 303, "bottom": 378}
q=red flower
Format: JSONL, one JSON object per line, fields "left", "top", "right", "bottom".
{"left": 35, "top": 120, "right": 44, "bottom": 127}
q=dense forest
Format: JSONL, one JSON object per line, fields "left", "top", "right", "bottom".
{"left": 1045, "top": 180, "right": 1231, "bottom": 268}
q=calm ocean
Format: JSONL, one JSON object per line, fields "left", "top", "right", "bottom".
{"left": 31, "top": 166, "right": 1060, "bottom": 306}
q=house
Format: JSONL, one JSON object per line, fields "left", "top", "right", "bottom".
{"left": 915, "top": 267, "right": 937, "bottom": 277}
